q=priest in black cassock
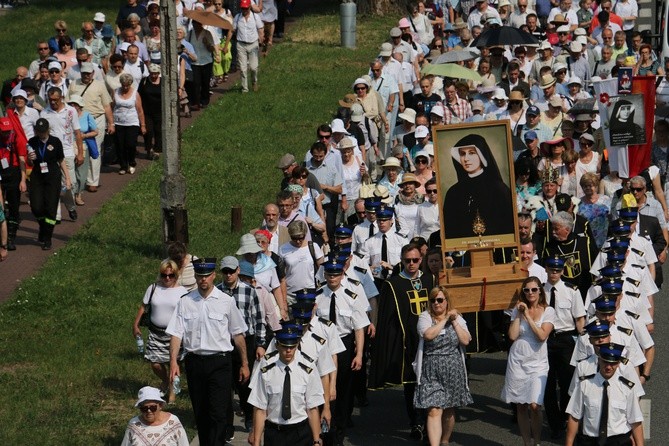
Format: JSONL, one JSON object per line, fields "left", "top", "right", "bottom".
{"left": 369, "top": 243, "right": 434, "bottom": 440}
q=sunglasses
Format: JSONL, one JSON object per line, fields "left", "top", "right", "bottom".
{"left": 291, "top": 236, "right": 305, "bottom": 241}
{"left": 415, "top": 158, "right": 428, "bottom": 164}
{"left": 38, "top": 47, "right": 49, "bottom": 50}
{"left": 318, "top": 134, "right": 331, "bottom": 139}
{"left": 630, "top": 187, "right": 645, "bottom": 192}
{"left": 140, "top": 405, "right": 159, "bottom": 413}
{"left": 49, "top": 70, "right": 60, "bottom": 74}
{"left": 160, "top": 273, "right": 176, "bottom": 279}
{"left": 354, "top": 86, "right": 367, "bottom": 91}
{"left": 403, "top": 257, "right": 421, "bottom": 264}
{"left": 221, "top": 268, "right": 237, "bottom": 274}
{"left": 580, "top": 141, "right": 593, "bottom": 146}
{"left": 298, "top": 174, "right": 309, "bottom": 179}
{"left": 429, "top": 297, "right": 445, "bottom": 304}
{"left": 426, "top": 189, "right": 438, "bottom": 194}
{"left": 522, "top": 287, "right": 539, "bottom": 293}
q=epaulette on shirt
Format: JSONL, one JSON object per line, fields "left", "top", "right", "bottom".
{"left": 619, "top": 376, "right": 635, "bottom": 388}
{"left": 315, "top": 286, "right": 325, "bottom": 295}
{"left": 261, "top": 362, "right": 277, "bottom": 373}
{"left": 353, "top": 251, "right": 364, "bottom": 259}
{"left": 631, "top": 247, "right": 644, "bottom": 257}
{"left": 625, "top": 291, "right": 640, "bottom": 298}
{"left": 347, "top": 277, "right": 361, "bottom": 286}
{"left": 264, "top": 350, "right": 279, "bottom": 361}
{"left": 631, "top": 264, "right": 645, "bottom": 270}
{"left": 311, "top": 332, "right": 326, "bottom": 345}
{"left": 625, "top": 310, "right": 640, "bottom": 320}
{"left": 580, "top": 374, "right": 596, "bottom": 381}
{"left": 617, "top": 326, "right": 633, "bottom": 336}
{"left": 299, "top": 349, "right": 314, "bottom": 363}
{"left": 353, "top": 265, "right": 368, "bottom": 274}
{"left": 396, "top": 230, "right": 407, "bottom": 237}
{"left": 298, "top": 361, "right": 314, "bottom": 374}
{"left": 625, "top": 277, "right": 640, "bottom": 287}
{"left": 620, "top": 356, "right": 629, "bottom": 365}
{"left": 318, "top": 317, "right": 333, "bottom": 327}
{"left": 568, "top": 283, "right": 579, "bottom": 291}
{"left": 344, "top": 288, "right": 357, "bottom": 299}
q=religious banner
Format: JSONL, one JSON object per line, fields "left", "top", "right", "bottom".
{"left": 607, "top": 94, "right": 646, "bottom": 146}
{"left": 432, "top": 120, "right": 519, "bottom": 252}
{"left": 617, "top": 67, "right": 633, "bottom": 94}
{"left": 627, "top": 76, "right": 656, "bottom": 178}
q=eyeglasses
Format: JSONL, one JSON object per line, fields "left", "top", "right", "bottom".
{"left": 38, "top": 47, "right": 49, "bottom": 50}
{"left": 630, "top": 187, "right": 645, "bottom": 192}
{"left": 160, "top": 273, "right": 176, "bottom": 279}
{"left": 354, "top": 87, "right": 366, "bottom": 91}
{"left": 426, "top": 189, "right": 438, "bottom": 194}
{"left": 221, "top": 268, "right": 237, "bottom": 275}
{"left": 415, "top": 158, "right": 428, "bottom": 164}
{"left": 522, "top": 287, "right": 539, "bottom": 293}
{"left": 403, "top": 257, "right": 421, "bottom": 264}
{"left": 140, "top": 405, "right": 159, "bottom": 413}
{"left": 429, "top": 297, "right": 445, "bottom": 304}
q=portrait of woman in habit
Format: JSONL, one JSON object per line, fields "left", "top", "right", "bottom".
{"left": 443, "top": 134, "right": 514, "bottom": 239}
{"left": 608, "top": 99, "right": 644, "bottom": 145}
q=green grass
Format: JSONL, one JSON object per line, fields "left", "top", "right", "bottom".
{"left": 0, "top": 1, "right": 395, "bottom": 444}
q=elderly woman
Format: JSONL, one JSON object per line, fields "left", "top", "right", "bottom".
{"left": 279, "top": 220, "right": 324, "bottom": 304}
{"left": 354, "top": 77, "right": 388, "bottom": 140}
{"left": 635, "top": 43, "right": 663, "bottom": 76}
{"left": 395, "top": 172, "right": 425, "bottom": 238}
{"left": 138, "top": 64, "right": 162, "bottom": 160}
{"left": 577, "top": 173, "right": 610, "bottom": 249}
{"left": 67, "top": 95, "right": 97, "bottom": 207}
{"left": 133, "top": 260, "right": 187, "bottom": 403}
{"left": 291, "top": 166, "right": 325, "bottom": 225}
{"left": 378, "top": 156, "right": 404, "bottom": 200}
{"left": 126, "top": 13, "right": 145, "bottom": 39}
{"left": 340, "top": 137, "right": 366, "bottom": 219}
{"left": 113, "top": 72, "right": 146, "bottom": 175}
{"left": 414, "top": 286, "right": 472, "bottom": 446}
{"left": 501, "top": 276, "right": 555, "bottom": 446}
{"left": 413, "top": 150, "right": 433, "bottom": 195}
{"left": 575, "top": 133, "right": 601, "bottom": 197}
{"left": 254, "top": 229, "right": 288, "bottom": 305}
{"left": 121, "top": 386, "right": 189, "bottom": 446}
{"left": 105, "top": 54, "right": 126, "bottom": 96}
{"left": 143, "top": 19, "right": 162, "bottom": 65}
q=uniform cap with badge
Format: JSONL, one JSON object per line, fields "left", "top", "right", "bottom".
{"left": 376, "top": 205, "right": 395, "bottom": 221}
{"left": 599, "top": 278, "right": 623, "bottom": 295}
{"left": 323, "top": 258, "right": 345, "bottom": 275}
{"left": 585, "top": 319, "right": 610, "bottom": 338}
{"left": 598, "top": 343, "right": 625, "bottom": 363}
{"left": 274, "top": 322, "right": 303, "bottom": 347}
{"left": 193, "top": 257, "right": 217, "bottom": 276}
{"left": 593, "top": 295, "right": 617, "bottom": 314}
{"left": 545, "top": 255, "right": 565, "bottom": 271}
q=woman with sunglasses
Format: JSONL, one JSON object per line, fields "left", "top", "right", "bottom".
{"left": 413, "top": 286, "right": 472, "bottom": 446}
{"left": 133, "top": 260, "right": 187, "bottom": 404}
{"left": 121, "top": 386, "right": 188, "bottom": 446}
{"left": 574, "top": 133, "right": 601, "bottom": 197}
{"left": 501, "top": 276, "right": 556, "bottom": 446}
{"left": 55, "top": 37, "right": 77, "bottom": 76}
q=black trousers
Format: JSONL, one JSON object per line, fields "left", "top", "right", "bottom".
{"left": 275, "top": 0, "right": 288, "bottom": 34}
{"left": 576, "top": 432, "right": 632, "bottom": 446}
{"left": 403, "top": 382, "right": 425, "bottom": 427}
{"left": 185, "top": 352, "right": 232, "bottom": 446}
{"left": 333, "top": 333, "right": 355, "bottom": 445}
{"left": 192, "top": 63, "right": 213, "bottom": 106}
{"left": 0, "top": 165, "right": 21, "bottom": 224}
{"left": 29, "top": 170, "right": 61, "bottom": 225}
{"left": 545, "top": 332, "right": 576, "bottom": 433}
{"left": 323, "top": 200, "right": 339, "bottom": 243}
{"left": 264, "top": 419, "right": 312, "bottom": 446}
{"left": 115, "top": 125, "right": 139, "bottom": 170}
{"left": 229, "top": 335, "right": 256, "bottom": 424}
{"left": 144, "top": 112, "right": 162, "bottom": 153}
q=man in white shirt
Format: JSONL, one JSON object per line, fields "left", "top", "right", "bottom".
{"left": 233, "top": 0, "right": 264, "bottom": 93}
{"left": 123, "top": 44, "right": 148, "bottom": 88}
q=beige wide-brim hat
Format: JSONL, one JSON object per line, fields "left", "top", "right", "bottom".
{"left": 399, "top": 172, "right": 421, "bottom": 187}
{"left": 382, "top": 157, "right": 401, "bottom": 169}
{"left": 508, "top": 90, "right": 526, "bottom": 101}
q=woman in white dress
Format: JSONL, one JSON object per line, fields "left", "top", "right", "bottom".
{"left": 501, "top": 276, "right": 556, "bottom": 446}
{"left": 574, "top": 133, "right": 601, "bottom": 197}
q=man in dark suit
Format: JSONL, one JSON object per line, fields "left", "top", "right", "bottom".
{"left": 636, "top": 213, "right": 666, "bottom": 289}
{"left": 346, "top": 198, "right": 366, "bottom": 228}
{"left": 498, "top": 61, "right": 531, "bottom": 98}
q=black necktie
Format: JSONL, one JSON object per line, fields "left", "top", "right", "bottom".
{"left": 282, "top": 366, "right": 291, "bottom": 420}
{"left": 329, "top": 293, "right": 337, "bottom": 324}
{"left": 599, "top": 380, "right": 609, "bottom": 445}
{"left": 369, "top": 223, "right": 375, "bottom": 238}
{"left": 381, "top": 234, "right": 389, "bottom": 278}
{"left": 550, "top": 287, "right": 556, "bottom": 309}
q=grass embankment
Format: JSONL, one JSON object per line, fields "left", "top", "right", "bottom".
{"left": 0, "top": 1, "right": 396, "bottom": 443}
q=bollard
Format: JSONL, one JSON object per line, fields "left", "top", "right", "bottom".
{"left": 340, "top": 1, "right": 356, "bottom": 49}
{"left": 231, "top": 205, "right": 242, "bottom": 232}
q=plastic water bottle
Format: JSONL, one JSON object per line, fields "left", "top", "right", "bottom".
{"left": 135, "top": 335, "right": 144, "bottom": 355}
{"left": 321, "top": 418, "right": 329, "bottom": 434}
{"left": 172, "top": 375, "right": 181, "bottom": 395}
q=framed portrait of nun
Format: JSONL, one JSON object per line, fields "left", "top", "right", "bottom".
{"left": 432, "top": 120, "right": 519, "bottom": 252}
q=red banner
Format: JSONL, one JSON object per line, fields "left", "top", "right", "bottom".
{"left": 627, "top": 76, "right": 656, "bottom": 178}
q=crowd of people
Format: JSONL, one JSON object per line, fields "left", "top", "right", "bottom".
{"left": 0, "top": 0, "right": 661, "bottom": 445}
{"left": 127, "top": 2, "right": 660, "bottom": 446}
{"left": 0, "top": 0, "right": 284, "bottom": 255}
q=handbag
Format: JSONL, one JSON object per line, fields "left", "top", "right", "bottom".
{"left": 359, "top": 173, "right": 375, "bottom": 199}
{"left": 138, "top": 283, "right": 157, "bottom": 327}
{"left": 85, "top": 137, "right": 99, "bottom": 159}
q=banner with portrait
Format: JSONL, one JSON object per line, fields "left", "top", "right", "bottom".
{"left": 607, "top": 94, "right": 646, "bottom": 147}
{"left": 432, "top": 120, "right": 519, "bottom": 252}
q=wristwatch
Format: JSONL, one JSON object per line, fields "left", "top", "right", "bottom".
{"left": 641, "top": 374, "right": 651, "bottom": 381}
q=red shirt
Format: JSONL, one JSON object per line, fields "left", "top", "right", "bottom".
{"left": 0, "top": 131, "right": 28, "bottom": 169}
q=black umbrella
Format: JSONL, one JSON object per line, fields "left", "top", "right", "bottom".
{"left": 470, "top": 26, "right": 539, "bottom": 47}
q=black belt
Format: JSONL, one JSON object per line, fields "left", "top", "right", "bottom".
{"left": 237, "top": 40, "right": 258, "bottom": 44}
{"left": 187, "top": 351, "right": 230, "bottom": 358}
{"left": 551, "top": 329, "right": 577, "bottom": 337}
{"left": 265, "top": 419, "right": 308, "bottom": 431}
